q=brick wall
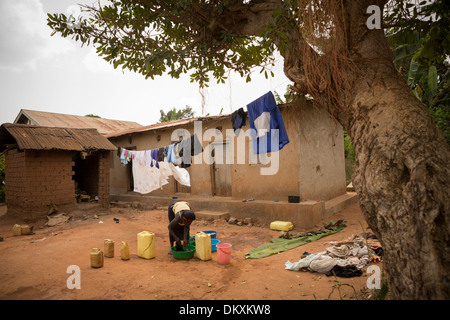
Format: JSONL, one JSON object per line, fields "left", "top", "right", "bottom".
{"left": 5, "top": 149, "right": 111, "bottom": 218}
{"left": 5, "top": 149, "right": 76, "bottom": 218}
{"left": 98, "top": 151, "right": 110, "bottom": 208}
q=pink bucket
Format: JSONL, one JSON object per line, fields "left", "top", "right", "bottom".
{"left": 217, "top": 243, "right": 232, "bottom": 265}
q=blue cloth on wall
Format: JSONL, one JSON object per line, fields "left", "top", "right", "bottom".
{"left": 246, "top": 91, "right": 289, "bottom": 154}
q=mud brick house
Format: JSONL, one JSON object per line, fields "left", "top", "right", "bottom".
{"left": 0, "top": 123, "right": 117, "bottom": 218}
{"left": 107, "top": 100, "right": 357, "bottom": 230}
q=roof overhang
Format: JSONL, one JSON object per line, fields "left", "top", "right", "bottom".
{"left": 0, "top": 123, "right": 117, "bottom": 152}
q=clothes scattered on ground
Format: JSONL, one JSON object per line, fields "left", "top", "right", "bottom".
{"left": 247, "top": 91, "right": 289, "bottom": 154}
{"left": 326, "top": 265, "right": 363, "bottom": 278}
{"left": 245, "top": 221, "right": 346, "bottom": 259}
{"left": 285, "top": 233, "right": 383, "bottom": 277}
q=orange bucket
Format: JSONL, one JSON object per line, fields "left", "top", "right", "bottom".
{"left": 217, "top": 243, "right": 232, "bottom": 265}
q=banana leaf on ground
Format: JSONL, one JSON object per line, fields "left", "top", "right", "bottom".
{"left": 245, "top": 220, "right": 346, "bottom": 259}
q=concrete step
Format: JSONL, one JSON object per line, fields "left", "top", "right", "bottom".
{"left": 195, "top": 210, "right": 230, "bottom": 220}
{"left": 324, "top": 192, "right": 358, "bottom": 217}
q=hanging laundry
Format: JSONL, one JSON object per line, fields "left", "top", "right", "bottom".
{"left": 169, "top": 163, "right": 190, "bottom": 187}
{"left": 178, "top": 134, "right": 203, "bottom": 168}
{"left": 178, "top": 134, "right": 203, "bottom": 157}
{"left": 150, "top": 148, "right": 160, "bottom": 168}
{"left": 120, "top": 148, "right": 132, "bottom": 165}
{"left": 175, "top": 142, "right": 181, "bottom": 158}
{"left": 157, "top": 147, "right": 165, "bottom": 162}
{"left": 132, "top": 150, "right": 147, "bottom": 167}
{"left": 165, "top": 144, "right": 179, "bottom": 164}
{"left": 158, "top": 159, "right": 173, "bottom": 182}
{"left": 246, "top": 91, "right": 289, "bottom": 154}
{"left": 231, "top": 107, "right": 247, "bottom": 135}
{"left": 132, "top": 157, "right": 169, "bottom": 194}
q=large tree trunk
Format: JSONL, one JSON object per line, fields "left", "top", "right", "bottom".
{"left": 282, "top": 0, "right": 450, "bottom": 299}
{"left": 348, "top": 60, "right": 450, "bottom": 299}
{"left": 337, "top": 0, "right": 450, "bottom": 299}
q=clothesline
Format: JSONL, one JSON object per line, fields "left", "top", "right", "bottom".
{"left": 117, "top": 134, "right": 203, "bottom": 194}
{"left": 118, "top": 133, "right": 203, "bottom": 167}
{"left": 115, "top": 91, "right": 290, "bottom": 194}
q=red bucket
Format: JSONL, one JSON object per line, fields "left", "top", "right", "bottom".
{"left": 216, "top": 243, "right": 232, "bottom": 265}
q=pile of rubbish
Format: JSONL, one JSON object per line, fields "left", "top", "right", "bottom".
{"left": 285, "top": 232, "right": 382, "bottom": 278}
{"left": 46, "top": 204, "right": 70, "bottom": 227}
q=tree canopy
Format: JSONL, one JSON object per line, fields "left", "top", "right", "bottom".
{"left": 48, "top": 0, "right": 282, "bottom": 87}
{"left": 47, "top": 0, "right": 449, "bottom": 125}
{"left": 158, "top": 105, "right": 195, "bottom": 122}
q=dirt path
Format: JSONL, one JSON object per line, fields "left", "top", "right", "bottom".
{"left": 0, "top": 201, "right": 381, "bottom": 300}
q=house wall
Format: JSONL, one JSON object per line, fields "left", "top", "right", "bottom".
{"left": 5, "top": 149, "right": 76, "bottom": 218}
{"left": 97, "top": 151, "right": 111, "bottom": 208}
{"left": 297, "top": 104, "right": 347, "bottom": 201}
{"left": 5, "top": 149, "right": 111, "bottom": 218}
{"left": 229, "top": 109, "right": 300, "bottom": 200}
{"left": 108, "top": 102, "right": 346, "bottom": 203}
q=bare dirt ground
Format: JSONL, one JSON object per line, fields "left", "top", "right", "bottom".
{"left": 0, "top": 201, "right": 382, "bottom": 300}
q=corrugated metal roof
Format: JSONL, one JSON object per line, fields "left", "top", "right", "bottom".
{"left": 0, "top": 123, "right": 117, "bottom": 152}
{"left": 105, "top": 114, "right": 231, "bottom": 139}
{"left": 14, "top": 109, "right": 143, "bottom": 135}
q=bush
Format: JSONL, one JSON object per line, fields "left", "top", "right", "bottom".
{"left": 427, "top": 104, "right": 450, "bottom": 146}
{"left": 343, "top": 131, "right": 355, "bottom": 185}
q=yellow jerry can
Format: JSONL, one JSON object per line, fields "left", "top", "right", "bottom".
{"left": 121, "top": 241, "right": 130, "bottom": 260}
{"left": 90, "top": 248, "right": 104, "bottom": 268}
{"left": 195, "top": 232, "right": 212, "bottom": 261}
{"left": 269, "top": 221, "right": 294, "bottom": 231}
{"left": 104, "top": 239, "right": 115, "bottom": 258}
{"left": 13, "top": 224, "right": 22, "bottom": 236}
{"left": 137, "top": 231, "right": 155, "bottom": 259}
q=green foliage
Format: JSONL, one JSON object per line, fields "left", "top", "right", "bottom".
{"left": 46, "top": 0, "right": 278, "bottom": 88}
{"left": 386, "top": 0, "right": 450, "bottom": 145}
{"left": 158, "top": 105, "right": 195, "bottom": 123}
{"left": 274, "top": 85, "right": 295, "bottom": 104}
{"left": 343, "top": 131, "right": 355, "bottom": 160}
{"left": 372, "top": 278, "right": 389, "bottom": 300}
{"left": 427, "top": 99, "right": 450, "bottom": 144}
{"left": 84, "top": 114, "right": 101, "bottom": 118}
{"left": 343, "top": 131, "right": 355, "bottom": 185}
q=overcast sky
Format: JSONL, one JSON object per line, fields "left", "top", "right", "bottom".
{"left": 0, "top": 0, "right": 291, "bottom": 126}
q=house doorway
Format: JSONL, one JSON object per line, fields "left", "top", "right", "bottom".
{"left": 126, "top": 147, "right": 136, "bottom": 192}
{"left": 211, "top": 142, "right": 232, "bottom": 197}
{"left": 72, "top": 151, "right": 100, "bottom": 200}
